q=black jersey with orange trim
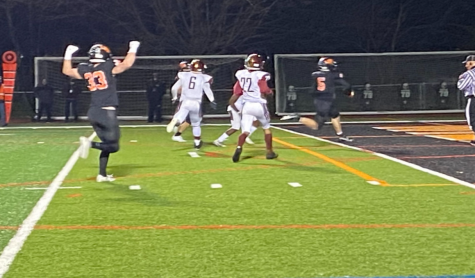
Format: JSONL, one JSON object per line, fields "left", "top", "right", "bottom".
{"left": 78, "top": 60, "right": 118, "bottom": 107}
{"left": 311, "top": 70, "right": 351, "bottom": 100}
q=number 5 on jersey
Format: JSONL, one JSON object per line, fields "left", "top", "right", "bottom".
{"left": 84, "top": 71, "right": 109, "bottom": 91}
{"left": 317, "top": 77, "right": 326, "bottom": 91}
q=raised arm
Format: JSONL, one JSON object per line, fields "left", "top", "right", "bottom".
{"left": 62, "top": 45, "right": 82, "bottom": 79}
{"left": 112, "top": 41, "right": 140, "bottom": 75}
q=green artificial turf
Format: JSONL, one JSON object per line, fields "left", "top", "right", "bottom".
{"left": 2, "top": 126, "right": 475, "bottom": 277}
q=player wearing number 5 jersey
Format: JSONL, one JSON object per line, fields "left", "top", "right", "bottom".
{"left": 229, "top": 54, "right": 278, "bottom": 162}
{"left": 62, "top": 41, "right": 140, "bottom": 182}
{"left": 281, "top": 57, "right": 354, "bottom": 142}
{"left": 166, "top": 59, "right": 217, "bottom": 149}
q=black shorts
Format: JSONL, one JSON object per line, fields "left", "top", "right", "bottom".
{"left": 87, "top": 107, "right": 120, "bottom": 143}
{"left": 314, "top": 98, "right": 339, "bottom": 119}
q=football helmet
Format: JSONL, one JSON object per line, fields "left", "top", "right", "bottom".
{"left": 318, "top": 57, "right": 337, "bottom": 71}
{"left": 190, "top": 59, "right": 206, "bottom": 72}
{"left": 179, "top": 61, "right": 190, "bottom": 72}
{"left": 244, "top": 54, "right": 264, "bottom": 70}
{"left": 88, "top": 44, "right": 112, "bottom": 63}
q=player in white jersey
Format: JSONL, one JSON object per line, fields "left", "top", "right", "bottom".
{"left": 213, "top": 82, "right": 259, "bottom": 147}
{"left": 229, "top": 54, "right": 278, "bottom": 162}
{"left": 166, "top": 59, "right": 217, "bottom": 149}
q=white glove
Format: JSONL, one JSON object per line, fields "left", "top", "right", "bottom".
{"left": 128, "top": 41, "right": 140, "bottom": 53}
{"left": 64, "top": 45, "right": 79, "bottom": 60}
{"left": 171, "top": 97, "right": 177, "bottom": 104}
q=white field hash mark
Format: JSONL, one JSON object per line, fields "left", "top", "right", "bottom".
{"left": 0, "top": 132, "right": 96, "bottom": 277}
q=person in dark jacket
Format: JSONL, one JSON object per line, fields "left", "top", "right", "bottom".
{"left": 146, "top": 73, "right": 166, "bottom": 122}
{"left": 63, "top": 79, "right": 81, "bottom": 122}
{"left": 34, "top": 79, "right": 55, "bottom": 122}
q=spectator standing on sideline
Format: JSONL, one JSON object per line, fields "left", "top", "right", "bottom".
{"left": 63, "top": 79, "right": 81, "bottom": 122}
{"left": 146, "top": 72, "right": 166, "bottom": 122}
{"left": 0, "top": 76, "right": 6, "bottom": 126}
{"left": 34, "top": 79, "right": 55, "bottom": 122}
{"left": 457, "top": 55, "right": 475, "bottom": 145}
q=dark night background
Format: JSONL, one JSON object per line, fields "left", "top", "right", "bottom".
{"left": 0, "top": 0, "right": 474, "bottom": 90}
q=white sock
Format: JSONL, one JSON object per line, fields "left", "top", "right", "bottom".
{"left": 217, "top": 133, "right": 229, "bottom": 142}
{"left": 249, "top": 126, "right": 257, "bottom": 136}
{"left": 194, "top": 139, "right": 201, "bottom": 145}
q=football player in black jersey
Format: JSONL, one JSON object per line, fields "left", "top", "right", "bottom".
{"left": 281, "top": 57, "right": 354, "bottom": 142}
{"left": 62, "top": 41, "right": 140, "bottom": 182}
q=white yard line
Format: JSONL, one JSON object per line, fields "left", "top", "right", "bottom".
{"left": 272, "top": 126, "right": 475, "bottom": 190}
{"left": 0, "top": 132, "right": 96, "bottom": 277}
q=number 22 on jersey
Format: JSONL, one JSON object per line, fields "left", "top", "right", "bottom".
{"left": 240, "top": 77, "right": 253, "bottom": 92}
{"left": 84, "top": 71, "right": 108, "bottom": 91}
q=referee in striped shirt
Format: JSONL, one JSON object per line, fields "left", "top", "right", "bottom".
{"left": 458, "top": 55, "right": 475, "bottom": 145}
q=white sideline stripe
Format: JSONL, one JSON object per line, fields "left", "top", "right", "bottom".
{"left": 0, "top": 119, "right": 466, "bottom": 130}
{"left": 0, "top": 132, "right": 96, "bottom": 277}
{"left": 24, "top": 187, "right": 82, "bottom": 190}
{"left": 272, "top": 126, "right": 475, "bottom": 190}
{"left": 0, "top": 134, "right": 14, "bottom": 136}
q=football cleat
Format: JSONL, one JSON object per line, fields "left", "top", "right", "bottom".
{"left": 245, "top": 137, "right": 255, "bottom": 145}
{"left": 166, "top": 118, "right": 178, "bottom": 133}
{"left": 172, "top": 135, "right": 186, "bottom": 142}
{"left": 338, "top": 135, "right": 354, "bottom": 142}
{"left": 232, "top": 147, "right": 242, "bottom": 163}
{"left": 213, "top": 140, "right": 226, "bottom": 147}
{"left": 79, "top": 136, "right": 91, "bottom": 159}
{"left": 194, "top": 140, "right": 203, "bottom": 149}
{"left": 266, "top": 152, "right": 278, "bottom": 160}
{"left": 96, "top": 174, "right": 116, "bottom": 182}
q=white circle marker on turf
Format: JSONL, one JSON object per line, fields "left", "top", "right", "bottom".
{"left": 129, "top": 185, "right": 141, "bottom": 190}
{"left": 211, "top": 184, "right": 222, "bottom": 189}
{"left": 288, "top": 182, "right": 302, "bottom": 187}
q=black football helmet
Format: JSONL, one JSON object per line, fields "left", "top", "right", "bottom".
{"left": 88, "top": 44, "right": 112, "bottom": 63}
{"left": 190, "top": 59, "right": 207, "bottom": 72}
{"left": 318, "top": 57, "right": 337, "bottom": 71}
{"left": 245, "top": 54, "right": 264, "bottom": 70}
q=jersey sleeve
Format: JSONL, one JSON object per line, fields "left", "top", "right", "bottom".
{"left": 233, "top": 81, "right": 243, "bottom": 96}
{"left": 334, "top": 72, "right": 351, "bottom": 93}
{"left": 77, "top": 63, "right": 89, "bottom": 78}
{"left": 258, "top": 77, "right": 271, "bottom": 94}
{"left": 203, "top": 74, "right": 213, "bottom": 84}
{"left": 458, "top": 71, "right": 475, "bottom": 91}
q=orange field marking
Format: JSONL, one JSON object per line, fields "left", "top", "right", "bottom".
{"left": 397, "top": 154, "right": 475, "bottom": 159}
{"left": 375, "top": 124, "right": 474, "bottom": 142}
{"left": 273, "top": 137, "right": 388, "bottom": 185}
{"left": 0, "top": 226, "right": 18, "bottom": 230}
{"left": 33, "top": 223, "right": 475, "bottom": 230}
{"left": 67, "top": 193, "right": 82, "bottom": 198}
